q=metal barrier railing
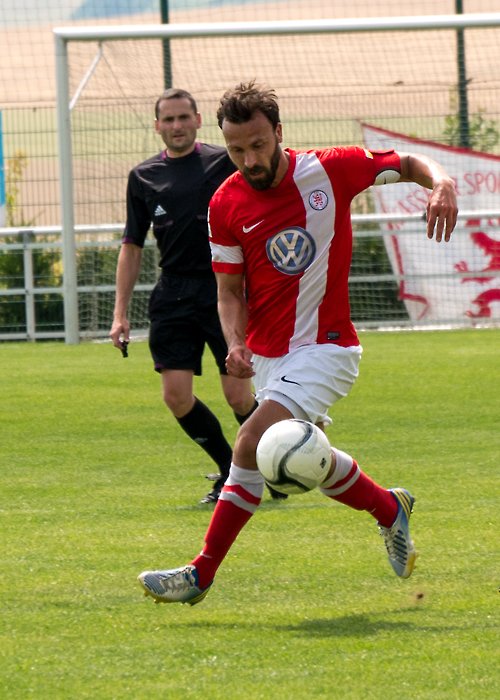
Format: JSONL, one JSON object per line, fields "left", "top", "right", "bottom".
{"left": 1, "top": 210, "right": 500, "bottom": 341}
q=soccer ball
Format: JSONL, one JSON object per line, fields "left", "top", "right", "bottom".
{"left": 256, "top": 419, "right": 332, "bottom": 495}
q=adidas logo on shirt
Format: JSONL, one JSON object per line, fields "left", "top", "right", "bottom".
{"left": 154, "top": 204, "right": 166, "bottom": 216}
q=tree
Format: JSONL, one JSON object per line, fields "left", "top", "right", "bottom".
{"left": 443, "top": 89, "right": 500, "bottom": 153}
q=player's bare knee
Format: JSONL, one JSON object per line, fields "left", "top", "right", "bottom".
{"left": 220, "top": 375, "right": 255, "bottom": 416}
{"left": 162, "top": 389, "right": 193, "bottom": 417}
{"left": 233, "top": 423, "right": 260, "bottom": 468}
{"left": 226, "top": 395, "right": 251, "bottom": 415}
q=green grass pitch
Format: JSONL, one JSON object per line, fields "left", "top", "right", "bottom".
{"left": 1, "top": 329, "right": 499, "bottom": 699}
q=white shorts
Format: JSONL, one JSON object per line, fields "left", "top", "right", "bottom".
{"left": 252, "top": 344, "right": 362, "bottom": 425}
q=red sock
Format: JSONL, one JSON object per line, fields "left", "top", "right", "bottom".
{"left": 329, "top": 462, "right": 398, "bottom": 527}
{"left": 191, "top": 484, "right": 260, "bottom": 589}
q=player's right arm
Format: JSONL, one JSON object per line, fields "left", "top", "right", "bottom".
{"left": 209, "top": 184, "right": 253, "bottom": 376}
{"left": 215, "top": 271, "right": 254, "bottom": 379}
{"left": 110, "top": 243, "right": 143, "bottom": 349}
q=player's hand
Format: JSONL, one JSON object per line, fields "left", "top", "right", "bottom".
{"left": 226, "top": 344, "right": 255, "bottom": 379}
{"left": 426, "top": 178, "right": 458, "bottom": 242}
{"left": 110, "top": 317, "right": 130, "bottom": 353}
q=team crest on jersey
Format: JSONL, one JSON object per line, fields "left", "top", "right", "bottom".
{"left": 309, "top": 190, "right": 328, "bottom": 210}
{"left": 266, "top": 227, "right": 316, "bottom": 275}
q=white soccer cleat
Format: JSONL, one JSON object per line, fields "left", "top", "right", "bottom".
{"left": 138, "top": 564, "right": 211, "bottom": 605}
{"left": 378, "top": 488, "right": 418, "bottom": 579}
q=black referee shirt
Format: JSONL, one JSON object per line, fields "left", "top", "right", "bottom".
{"left": 123, "top": 142, "right": 236, "bottom": 275}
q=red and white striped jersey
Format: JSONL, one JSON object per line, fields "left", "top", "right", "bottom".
{"left": 209, "top": 146, "right": 401, "bottom": 357}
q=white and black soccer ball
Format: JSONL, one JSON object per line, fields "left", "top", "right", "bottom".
{"left": 256, "top": 419, "right": 332, "bottom": 495}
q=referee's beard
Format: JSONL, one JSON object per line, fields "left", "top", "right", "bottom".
{"left": 241, "top": 138, "right": 281, "bottom": 191}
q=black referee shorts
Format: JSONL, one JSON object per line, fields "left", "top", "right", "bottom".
{"left": 148, "top": 273, "right": 229, "bottom": 376}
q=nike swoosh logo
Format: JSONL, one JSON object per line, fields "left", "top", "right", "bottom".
{"left": 242, "top": 220, "right": 264, "bottom": 233}
{"left": 280, "top": 375, "right": 301, "bottom": 386}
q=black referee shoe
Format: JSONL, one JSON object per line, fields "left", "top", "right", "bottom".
{"left": 200, "top": 476, "right": 224, "bottom": 504}
{"left": 202, "top": 476, "right": 288, "bottom": 501}
{"left": 199, "top": 486, "right": 221, "bottom": 504}
{"left": 266, "top": 484, "right": 288, "bottom": 500}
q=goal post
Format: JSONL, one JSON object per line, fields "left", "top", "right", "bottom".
{"left": 53, "top": 13, "right": 500, "bottom": 343}
{"left": 55, "top": 34, "right": 78, "bottom": 344}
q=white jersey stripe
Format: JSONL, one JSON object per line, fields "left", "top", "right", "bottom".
{"left": 219, "top": 490, "right": 259, "bottom": 514}
{"left": 289, "top": 152, "right": 336, "bottom": 350}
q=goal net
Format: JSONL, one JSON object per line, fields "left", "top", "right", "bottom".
{"left": 59, "top": 15, "right": 500, "bottom": 339}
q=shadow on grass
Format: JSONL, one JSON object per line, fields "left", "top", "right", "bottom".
{"left": 154, "top": 608, "right": 425, "bottom": 638}
{"left": 276, "top": 611, "right": 421, "bottom": 637}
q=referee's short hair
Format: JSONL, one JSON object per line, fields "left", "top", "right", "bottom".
{"left": 217, "top": 80, "right": 280, "bottom": 130}
{"left": 155, "top": 89, "right": 198, "bottom": 119}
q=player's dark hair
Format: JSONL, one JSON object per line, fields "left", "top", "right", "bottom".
{"left": 155, "top": 89, "right": 198, "bottom": 119}
{"left": 217, "top": 80, "right": 280, "bottom": 130}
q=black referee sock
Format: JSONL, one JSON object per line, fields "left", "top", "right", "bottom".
{"left": 234, "top": 399, "right": 259, "bottom": 426}
{"left": 176, "top": 397, "right": 233, "bottom": 479}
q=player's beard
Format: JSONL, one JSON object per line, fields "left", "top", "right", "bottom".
{"left": 241, "top": 138, "right": 281, "bottom": 191}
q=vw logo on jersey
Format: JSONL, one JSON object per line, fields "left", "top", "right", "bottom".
{"left": 309, "top": 190, "right": 328, "bottom": 210}
{"left": 266, "top": 227, "right": 316, "bottom": 275}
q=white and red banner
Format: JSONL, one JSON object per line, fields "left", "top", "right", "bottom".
{"left": 361, "top": 124, "right": 500, "bottom": 323}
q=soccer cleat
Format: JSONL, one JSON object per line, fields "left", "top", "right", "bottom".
{"left": 266, "top": 484, "right": 289, "bottom": 500}
{"left": 200, "top": 485, "right": 222, "bottom": 503}
{"left": 200, "top": 476, "right": 224, "bottom": 504}
{"left": 378, "top": 488, "right": 418, "bottom": 579}
{"left": 138, "top": 564, "right": 211, "bottom": 605}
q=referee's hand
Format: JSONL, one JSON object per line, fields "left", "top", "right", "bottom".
{"left": 110, "top": 317, "right": 130, "bottom": 357}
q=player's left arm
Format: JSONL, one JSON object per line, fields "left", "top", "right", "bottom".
{"left": 398, "top": 152, "right": 458, "bottom": 242}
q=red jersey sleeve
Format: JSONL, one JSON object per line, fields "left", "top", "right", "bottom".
{"left": 336, "top": 146, "right": 401, "bottom": 198}
{"left": 208, "top": 184, "right": 245, "bottom": 274}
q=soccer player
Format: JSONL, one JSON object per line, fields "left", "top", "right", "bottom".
{"left": 110, "top": 88, "right": 269, "bottom": 504}
{"left": 137, "top": 81, "right": 458, "bottom": 604}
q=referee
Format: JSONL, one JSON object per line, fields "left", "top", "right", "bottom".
{"left": 110, "top": 89, "right": 282, "bottom": 503}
